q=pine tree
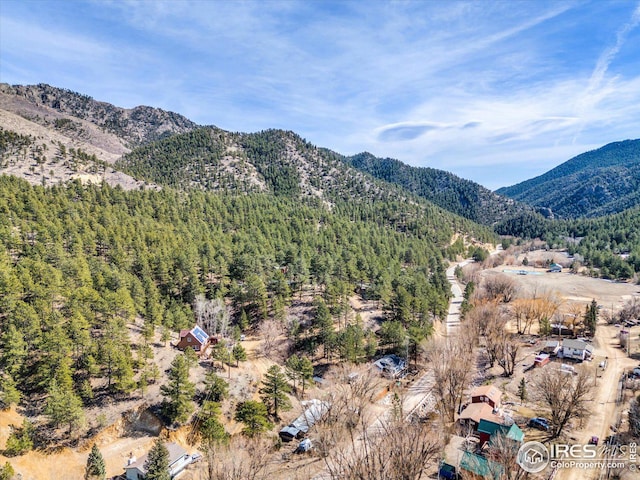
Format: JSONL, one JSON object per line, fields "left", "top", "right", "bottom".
{"left": 517, "top": 378, "right": 527, "bottom": 403}
{"left": 160, "top": 326, "right": 171, "bottom": 347}
{"left": 232, "top": 343, "right": 247, "bottom": 367}
{"left": 84, "top": 444, "right": 106, "bottom": 480}
{"left": 4, "top": 419, "right": 34, "bottom": 456}
{"left": 0, "top": 462, "right": 15, "bottom": 480}
{"left": 584, "top": 299, "right": 598, "bottom": 336}
{"left": 204, "top": 370, "right": 228, "bottom": 402}
{"left": 0, "top": 324, "right": 27, "bottom": 376}
{"left": 238, "top": 309, "right": 249, "bottom": 331}
{"left": 199, "top": 401, "right": 229, "bottom": 447}
{"left": 297, "top": 356, "right": 314, "bottom": 396}
{"left": 284, "top": 354, "right": 313, "bottom": 395}
{"left": 285, "top": 355, "right": 301, "bottom": 391}
{"left": 315, "top": 299, "right": 335, "bottom": 359}
{"left": 0, "top": 374, "right": 21, "bottom": 409}
{"left": 259, "top": 365, "right": 292, "bottom": 419}
{"left": 540, "top": 317, "right": 552, "bottom": 336}
{"left": 44, "top": 378, "right": 85, "bottom": 433}
{"left": 160, "top": 354, "right": 195, "bottom": 424}
{"left": 144, "top": 438, "right": 170, "bottom": 480}
{"left": 234, "top": 401, "right": 272, "bottom": 437}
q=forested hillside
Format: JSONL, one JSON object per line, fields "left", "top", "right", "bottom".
{"left": 497, "top": 139, "right": 640, "bottom": 218}
{"left": 118, "top": 126, "right": 510, "bottom": 234}
{"left": 0, "top": 175, "right": 494, "bottom": 441}
{"left": 344, "top": 152, "right": 533, "bottom": 225}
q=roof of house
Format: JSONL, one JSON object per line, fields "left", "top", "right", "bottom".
{"left": 505, "top": 424, "right": 525, "bottom": 442}
{"left": 545, "top": 340, "right": 560, "bottom": 347}
{"left": 180, "top": 325, "right": 209, "bottom": 344}
{"left": 191, "top": 325, "right": 209, "bottom": 344}
{"left": 470, "top": 385, "right": 502, "bottom": 405}
{"left": 480, "top": 421, "right": 525, "bottom": 443}
{"left": 279, "top": 399, "right": 330, "bottom": 438}
{"left": 458, "top": 402, "right": 502, "bottom": 425}
{"left": 125, "top": 442, "right": 187, "bottom": 475}
{"left": 373, "top": 354, "right": 406, "bottom": 373}
{"left": 460, "top": 451, "right": 503, "bottom": 479}
{"left": 563, "top": 339, "right": 589, "bottom": 350}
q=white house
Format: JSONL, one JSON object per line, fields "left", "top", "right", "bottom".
{"left": 561, "top": 339, "right": 593, "bottom": 362}
{"left": 125, "top": 442, "right": 191, "bottom": 480}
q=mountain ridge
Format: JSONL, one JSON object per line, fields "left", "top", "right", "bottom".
{"left": 343, "top": 151, "right": 535, "bottom": 226}
{"left": 496, "top": 139, "right": 640, "bottom": 218}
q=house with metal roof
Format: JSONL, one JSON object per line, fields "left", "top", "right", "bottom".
{"left": 548, "top": 263, "right": 562, "bottom": 273}
{"left": 460, "top": 451, "right": 503, "bottom": 479}
{"left": 279, "top": 399, "right": 330, "bottom": 442}
{"left": 124, "top": 442, "right": 191, "bottom": 480}
{"left": 177, "top": 325, "right": 212, "bottom": 353}
{"left": 478, "top": 419, "right": 524, "bottom": 446}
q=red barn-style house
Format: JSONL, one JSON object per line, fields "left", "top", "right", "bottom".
{"left": 177, "top": 325, "right": 214, "bottom": 354}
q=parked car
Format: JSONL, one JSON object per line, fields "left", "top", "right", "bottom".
{"left": 528, "top": 417, "right": 550, "bottom": 431}
{"left": 589, "top": 436, "right": 599, "bottom": 445}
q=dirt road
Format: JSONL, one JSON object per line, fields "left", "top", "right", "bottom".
{"left": 555, "top": 322, "right": 636, "bottom": 480}
{"left": 445, "top": 259, "right": 472, "bottom": 335}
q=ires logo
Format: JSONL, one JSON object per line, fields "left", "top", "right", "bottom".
{"left": 550, "top": 443, "right": 628, "bottom": 459}
{"left": 518, "top": 441, "right": 632, "bottom": 473}
{"left": 550, "top": 444, "right": 598, "bottom": 459}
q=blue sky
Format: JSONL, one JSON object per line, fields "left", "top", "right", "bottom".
{"left": 1, "top": 0, "right": 639, "bottom": 189}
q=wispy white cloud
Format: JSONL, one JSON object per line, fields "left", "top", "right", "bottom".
{"left": 1, "top": 0, "right": 639, "bottom": 189}
{"left": 587, "top": 3, "right": 640, "bottom": 94}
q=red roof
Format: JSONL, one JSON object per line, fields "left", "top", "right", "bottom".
{"left": 179, "top": 329, "right": 190, "bottom": 338}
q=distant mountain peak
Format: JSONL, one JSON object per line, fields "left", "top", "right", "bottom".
{"left": 496, "top": 139, "right": 640, "bottom": 218}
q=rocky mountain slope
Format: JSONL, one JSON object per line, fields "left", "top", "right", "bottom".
{"left": 0, "top": 83, "right": 196, "bottom": 189}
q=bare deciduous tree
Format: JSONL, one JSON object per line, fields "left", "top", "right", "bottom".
{"left": 424, "top": 336, "right": 473, "bottom": 423}
{"left": 486, "top": 431, "right": 529, "bottom": 480}
{"left": 511, "top": 288, "right": 561, "bottom": 335}
{"left": 618, "top": 298, "right": 640, "bottom": 323}
{"left": 461, "top": 263, "right": 482, "bottom": 285}
{"left": 466, "top": 304, "right": 507, "bottom": 368}
{"left": 535, "top": 367, "right": 594, "bottom": 439}
{"left": 565, "top": 303, "right": 585, "bottom": 334}
{"left": 258, "top": 319, "right": 284, "bottom": 359}
{"left": 481, "top": 274, "right": 517, "bottom": 303}
{"left": 203, "top": 436, "right": 270, "bottom": 480}
{"left": 194, "top": 295, "right": 230, "bottom": 337}
{"left": 321, "top": 364, "right": 384, "bottom": 437}
{"left": 322, "top": 419, "right": 441, "bottom": 480}
{"left": 497, "top": 334, "right": 519, "bottom": 377}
